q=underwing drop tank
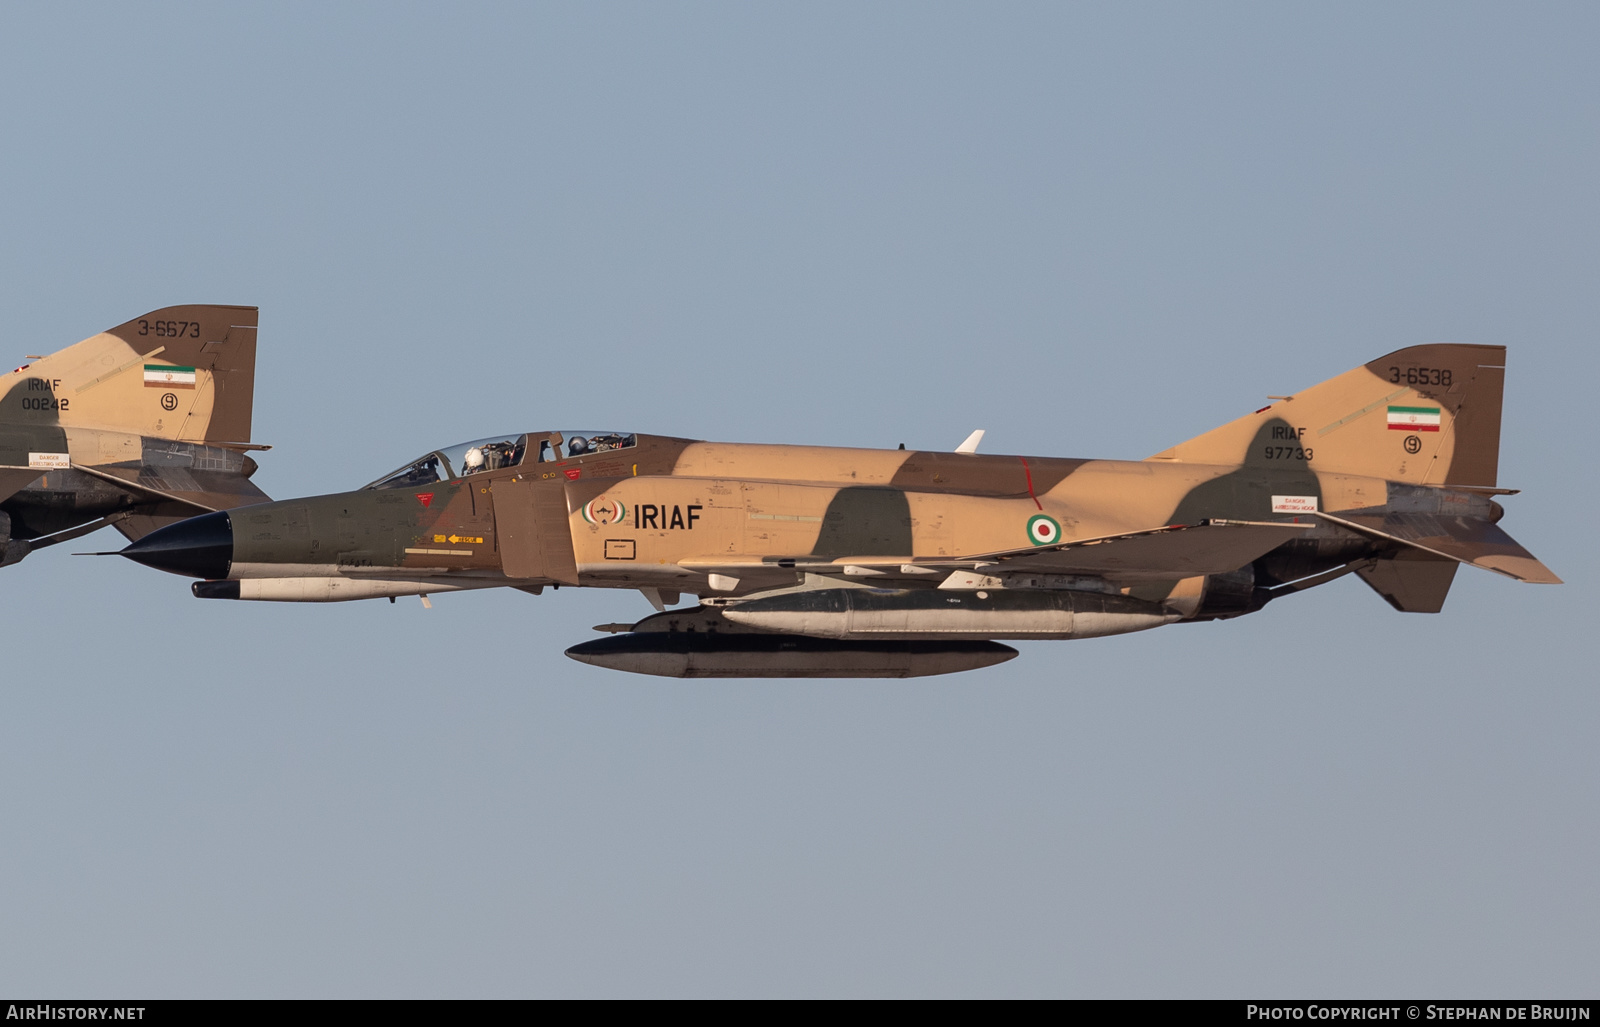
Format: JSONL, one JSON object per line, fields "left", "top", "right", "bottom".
{"left": 190, "top": 577, "right": 501, "bottom": 602}
{"left": 719, "top": 587, "right": 1180, "bottom": 641}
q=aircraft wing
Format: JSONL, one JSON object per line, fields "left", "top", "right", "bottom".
{"left": 952, "top": 519, "right": 1313, "bottom": 578}
{"left": 679, "top": 520, "right": 1312, "bottom": 583}
{"left": 1314, "top": 510, "right": 1561, "bottom": 584}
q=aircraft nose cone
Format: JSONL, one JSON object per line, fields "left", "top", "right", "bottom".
{"left": 119, "top": 511, "right": 234, "bottom": 579}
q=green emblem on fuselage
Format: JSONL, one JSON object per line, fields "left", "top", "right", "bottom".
{"left": 1026, "top": 514, "right": 1061, "bottom": 546}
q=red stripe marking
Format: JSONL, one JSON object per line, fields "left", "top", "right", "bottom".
{"left": 1387, "top": 424, "right": 1441, "bottom": 431}
{"left": 1019, "top": 456, "right": 1042, "bottom": 509}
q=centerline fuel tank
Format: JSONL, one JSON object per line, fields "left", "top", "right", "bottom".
{"left": 565, "top": 632, "right": 1019, "bottom": 678}
{"left": 564, "top": 602, "right": 1020, "bottom": 678}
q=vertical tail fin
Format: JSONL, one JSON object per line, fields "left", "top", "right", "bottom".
{"left": 1148, "top": 344, "right": 1506, "bottom": 487}
{"left": 7, "top": 304, "right": 258, "bottom": 444}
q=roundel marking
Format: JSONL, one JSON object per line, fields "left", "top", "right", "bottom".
{"left": 582, "top": 496, "right": 629, "bottom": 526}
{"left": 1027, "top": 514, "right": 1061, "bottom": 546}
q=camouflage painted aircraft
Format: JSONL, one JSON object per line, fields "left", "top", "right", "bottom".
{"left": 2, "top": 305, "right": 268, "bottom": 568}
{"left": 115, "top": 343, "right": 1557, "bottom": 677}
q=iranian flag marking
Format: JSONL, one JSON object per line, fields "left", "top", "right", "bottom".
{"left": 1387, "top": 405, "right": 1441, "bottom": 431}
{"left": 144, "top": 364, "right": 197, "bottom": 389}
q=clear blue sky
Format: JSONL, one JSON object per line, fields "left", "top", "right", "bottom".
{"left": 1, "top": 2, "right": 1595, "bottom": 997}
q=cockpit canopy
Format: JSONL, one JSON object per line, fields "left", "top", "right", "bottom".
{"left": 536, "top": 430, "right": 637, "bottom": 460}
{"left": 364, "top": 431, "right": 638, "bottom": 490}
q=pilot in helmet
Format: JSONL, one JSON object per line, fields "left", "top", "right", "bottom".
{"left": 462, "top": 446, "right": 486, "bottom": 475}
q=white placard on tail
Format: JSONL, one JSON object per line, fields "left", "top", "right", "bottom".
{"left": 1271, "top": 495, "right": 1318, "bottom": 514}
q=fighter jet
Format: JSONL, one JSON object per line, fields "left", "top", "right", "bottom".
{"left": 113, "top": 343, "right": 1557, "bottom": 677}
{"left": 2, "top": 305, "right": 269, "bottom": 568}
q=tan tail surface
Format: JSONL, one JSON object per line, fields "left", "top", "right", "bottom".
{"left": 1149, "top": 344, "right": 1506, "bottom": 487}
{"left": 5, "top": 304, "right": 258, "bottom": 444}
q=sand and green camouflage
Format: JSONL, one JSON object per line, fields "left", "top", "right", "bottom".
{"left": 119, "top": 343, "right": 1557, "bottom": 676}
{"left": 1, "top": 305, "right": 269, "bottom": 567}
